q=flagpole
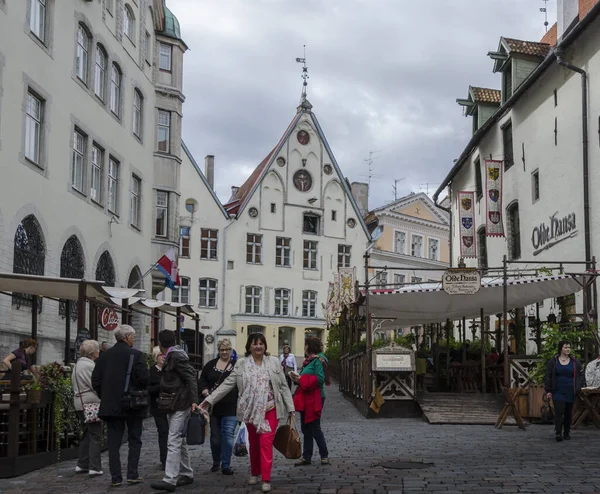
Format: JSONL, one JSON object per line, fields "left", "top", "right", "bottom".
{"left": 131, "top": 261, "right": 159, "bottom": 290}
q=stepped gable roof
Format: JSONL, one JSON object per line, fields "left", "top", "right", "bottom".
{"left": 503, "top": 37, "right": 551, "bottom": 57}
{"left": 470, "top": 87, "right": 501, "bottom": 104}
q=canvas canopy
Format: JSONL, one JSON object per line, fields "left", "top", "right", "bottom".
{"left": 364, "top": 274, "right": 583, "bottom": 327}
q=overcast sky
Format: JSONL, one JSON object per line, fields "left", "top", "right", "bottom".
{"left": 169, "top": 0, "right": 556, "bottom": 209}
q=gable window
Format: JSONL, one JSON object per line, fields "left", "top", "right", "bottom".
{"left": 110, "top": 64, "right": 121, "bottom": 117}
{"left": 24, "top": 91, "right": 42, "bottom": 165}
{"left": 303, "top": 213, "right": 320, "bottom": 234}
{"left": 246, "top": 234, "right": 262, "bottom": 264}
{"left": 133, "top": 90, "right": 142, "bottom": 139}
{"left": 302, "top": 290, "right": 317, "bottom": 318}
{"left": 30, "top": 0, "right": 46, "bottom": 42}
{"left": 394, "top": 231, "right": 406, "bottom": 254}
{"left": 428, "top": 238, "right": 439, "bottom": 261}
{"left": 179, "top": 226, "right": 190, "bottom": 258}
{"left": 394, "top": 273, "right": 405, "bottom": 285}
{"left": 507, "top": 202, "right": 521, "bottom": 260}
{"left": 303, "top": 240, "right": 318, "bottom": 269}
{"left": 108, "top": 157, "right": 119, "bottom": 214}
{"left": 90, "top": 144, "right": 103, "bottom": 203}
{"left": 532, "top": 169, "right": 540, "bottom": 203}
{"left": 124, "top": 5, "right": 135, "bottom": 41}
{"left": 71, "top": 129, "right": 85, "bottom": 192}
{"left": 201, "top": 229, "right": 218, "bottom": 260}
{"left": 157, "top": 110, "right": 171, "bottom": 152}
{"left": 274, "top": 288, "right": 290, "bottom": 316}
{"left": 474, "top": 158, "right": 483, "bottom": 201}
{"left": 411, "top": 234, "right": 423, "bottom": 257}
{"left": 477, "top": 226, "right": 488, "bottom": 272}
{"left": 375, "top": 271, "right": 387, "bottom": 288}
{"left": 502, "top": 121, "right": 514, "bottom": 170}
{"left": 275, "top": 237, "right": 291, "bottom": 267}
{"left": 159, "top": 43, "right": 172, "bottom": 71}
{"left": 94, "top": 45, "right": 107, "bottom": 101}
{"left": 76, "top": 25, "right": 89, "bottom": 83}
{"left": 155, "top": 190, "right": 168, "bottom": 237}
{"left": 245, "top": 286, "right": 261, "bottom": 314}
{"left": 173, "top": 277, "right": 190, "bottom": 304}
{"left": 199, "top": 278, "right": 217, "bottom": 308}
{"left": 130, "top": 175, "right": 141, "bottom": 228}
{"left": 338, "top": 244, "right": 351, "bottom": 268}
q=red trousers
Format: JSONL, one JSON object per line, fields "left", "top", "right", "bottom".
{"left": 246, "top": 408, "right": 278, "bottom": 482}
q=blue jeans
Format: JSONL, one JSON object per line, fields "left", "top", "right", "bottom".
{"left": 300, "top": 397, "right": 328, "bottom": 461}
{"left": 210, "top": 415, "right": 237, "bottom": 469}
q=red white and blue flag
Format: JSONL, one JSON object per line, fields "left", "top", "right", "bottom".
{"left": 156, "top": 248, "right": 181, "bottom": 290}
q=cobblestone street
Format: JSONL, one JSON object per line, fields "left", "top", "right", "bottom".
{"left": 3, "top": 386, "right": 600, "bottom": 494}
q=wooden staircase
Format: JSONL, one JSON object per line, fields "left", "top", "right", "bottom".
{"left": 417, "top": 392, "right": 516, "bottom": 425}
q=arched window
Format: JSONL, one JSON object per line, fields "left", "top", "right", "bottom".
{"left": 128, "top": 266, "right": 142, "bottom": 289}
{"left": 110, "top": 63, "right": 121, "bottom": 117}
{"left": 59, "top": 235, "right": 85, "bottom": 319}
{"left": 124, "top": 5, "right": 135, "bottom": 41}
{"left": 76, "top": 24, "right": 90, "bottom": 83}
{"left": 94, "top": 44, "right": 107, "bottom": 101}
{"left": 13, "top": 215, "right": 46, "bottom": 308}
{"left": 133, "top": 89, "right": 142, "bottom": 138}
{"left": 96, "top": 251, "right": 116, "bottom": 287}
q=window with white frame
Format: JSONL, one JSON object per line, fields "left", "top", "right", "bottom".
{"left": 394, "top": 231, "right": 406, "bottom": 254}
{"left": 393, "top": 273, "right": 405, "bottom": 285}
{"left": 90, "top": 145, "right": 103, "bottom": 203}
{"left": 110, "top": 64, "right": 121, "bottom": 117}
{"left": 76, "top": 24, "right": 89, "bottom": 83}
{"left": 94, "top": 45, "right": 107, "bottom": 101}
{"left": 303, "top": 240, "right": 318, "bottom": 269}
{"left": 130, "top": 175, "right": 141, "bottom": 228}
{"left": 302, "top": 290, "right": 317, "bottom": 318}
{"left": 108, "top": 157, "right": 119, "bottom": 214}
{"left": 275, "top": 288, "right": 290, "bottom": 316}
{"left": 71, "top": 130, "right": 85, "bottom": 192}
{"left": 157, "top": 110, "right": 170, "bottom": 152}
{"left": 30, "top": 0, "right": 46, "bottom": 42}
{"left": 245, "top": 286, "right": 261, "bottom": 314}
{"left": 133, "top": 89, "right": 142, "bottom": 138}
{"left": 179, "top": 226, "right": 190, "bottom": 258}
{"left": 411, "top": 234, "right": 423, "bottom": 257}
{"left": 155, "top": 191, "right": 168, "bottom": 237}
{"left": 124, "top": 5, "right": 135, "bottom": 41}
{"left": 201, "top": 229, "right": 218, "bottom": 260}
{"left": 375, "top": 271, "right": 387, "bottom": 287}
{"left": 173, "top": 277, "right": 190, "bottom": 304}
{"left": 246, "top": 234, "right": 262, "bottom": 264}
{"left": 411, "top": 276, "right": 423, "bottom": 283}
{"left": 428, "top": 238, "right": 439, "bottom": 261}
{"left": 338, "top": 244, "right": 351, "bottom": 268}
{"left": 24, "top": 91, "right": 42, "bottom": 165}
{"left": 159, "top": 43, "right": 172, "bottom": 71}
{"left": 275, "top": 237, "right": 291, "bottom": 267}
{"left": 199, "top": 278, "right": 217, "bottom": 308}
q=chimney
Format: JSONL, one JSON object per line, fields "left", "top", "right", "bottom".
{"left": 204, "top": 155, "right": 215, "bottom": 190}
{"left": 229, "top": 186, "right": 240, "bottom": 202}
{"left": 557, "top": 0, "right": 579, "bottom": 40}
{"left": 350, "top": 182, "right": 369, "bottom": 218}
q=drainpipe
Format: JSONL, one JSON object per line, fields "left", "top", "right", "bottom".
{"left": 434, "top": 186, "right": 453, "bottom": 268}
{"left": 555, "top": 49, "right": 591, "bottom": 268}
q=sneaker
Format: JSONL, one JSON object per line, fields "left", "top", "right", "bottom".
{"left": 211, "top": 463, "right": 220, "bottom": 472}
{"left": 262, "top": 483, "right": 272, "bottom": 493}
{"left": 320, "top": 458, "right": 331, "bottom": 465}
{"left": 89, "top": 470, "right": 104, "bottom": 477}
{"left": 221, "top": 467, "right": 234, "bottom": 475}
{"left": 150, "top": 480, "right": 176, "bottom": 492}
{"left": 127, "top": 478, "right": 144, "bottom": 484}
{"left": 176, "top": 475, "right": 194, "bottom": 487}
{"left": 248, "top": 476, "right": 260, "bottom": 485}
{"left": 294, "top": 458, "right": 311, "bottom": 466}
{"left": 75, "top": 466, "right": 89, "bottom": 474}
{"left": 110, "top": 481, "right": 122, "bottom": 487}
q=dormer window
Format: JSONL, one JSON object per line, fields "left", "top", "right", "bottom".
{"left": 303, "top": 213, "right": 320, "bottom": 235}
{"left": 456, "top": 86, "right": 501, "bottom": 134}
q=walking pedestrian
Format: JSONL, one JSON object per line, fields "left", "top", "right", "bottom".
{"left": 148, "top": 346, "right": 168, "bottom": 470}
{"left": 72, "top": 340, "right": 103, "bottom": 477}
{"left": 201, "top": 333, "right": 295, "bottom": 493}
{"left": 292, "top": 336, "right": 329, "bottom": 466}
{"left": 150, "top": 330, "right": 200, "bottom": 492}
{"left": 91, "top": 325, "right": 148, "bottom": 487}
{"left": 198, "top": 338, "right": 237, "bottom": 475}
{"left": 544, "top": 340, "right": 585, "bottom": 441}
{"left": 279, "top": 345, "right": 297, "bottom": 389}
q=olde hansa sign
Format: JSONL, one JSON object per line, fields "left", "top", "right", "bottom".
{"left": 531, "top": 211, "right": 577, "bottom": 256}
{"left": 442, "top": 268, "right": 481, "bottom": 295}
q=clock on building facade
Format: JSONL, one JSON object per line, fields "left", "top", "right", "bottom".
{"left": 293, "top": 170, "right": 312, "bottom": 192}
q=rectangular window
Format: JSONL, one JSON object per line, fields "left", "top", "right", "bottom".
{"left": 428, "top": 238, "right": 439, "bottom": 261}
{"left": 393, "top": 273, "right": 405, "bottom": 285}
{"left": 201, "top": 229, "right": 218, "bottom": 260}
{"left": 508, "top": 203, "right": 521, "bottom": 260}
{"left": 532, "top": 170, "right": 540, "bottom": 203}
{"left": 90, "top": 145, "right": 103, "bottom": 203}
{"left": 303, "top": 240, "right": 318, "bottom": 269}
{"left": 375, "top": 271, "right": 387, "bottom": 288}
{"left": 474, "top": 158, "right": 483, "bottom": 201}
{"left": 76, "top": 25, "right": 89, "bottom": 83}
{"left": 158, "top": 110, "right": 171, "bottom": 152}
{"left": 159, "top": 43, "right": 172, "bottom": 71}
{"left": 411, "top": 234, "right": 423, "bottom": 257}
{"left": 394, "top": 231, "right": 406, "bottom": 254}
{"left": 338, "top": 244, "right": 351, "bottom": 268}
{"left": 274, "top": 288, "right": 290, "bottom": 316}
{"left": 133, "top": 90, "right": 142, "bottom": 138}
{"left": 246, "top": 234, "right": 262, "bottom": 264}
{"left": 503, "top": 121, "right": 514, "bottom": 170}
{"left": 270, "top": 203, "right": 276, "bottom": 213}
{"left": 275, "top": 237, "right": 291, "bottom": 267}
{"left": 109, "top": 64, "right": 121, "bottom": 116}
{"left": 155, "top": 190, "right": 168, "bottom": 237}
{"left": 130, "top": 175, "right": 141, "bottom": 228}
{"left": 245, "top": 286, "right": 261, "bottom": 314}
{"left": 303, "top": 214, "right": 320, "bottom": 234}
{"left": 331, "top": 210, "right": 337, "bottom": 221}
{"left": 108, "top": 157, "right": 119, "bottom": 214}
{"left": 94, "top": 46, "right": 106, "bottom": 101}
{"left": 478, "top": 228, "right": 488, "bottom": 271}
{"left": 25, "top": 91, "right": 42, "bottom": 164}
{"left": 71, "top": 130, "right": 85, "bottom": 192}
{"left": 302, "top": 290, "right": 317, "bottom": 318}
{"left": 179, "top": 226, "right": 190, "bottom": 258}
{"left": 30, "top": 0, "right": 46, "bottom": 42}
{"left": 173, "top": 277, "right": 190, "bottom": 304}
{"left": 199, "top": 279, "right": 218, "bottom": 308}
{"left": 411, "top": 276, "right": 423, "bottom": 283}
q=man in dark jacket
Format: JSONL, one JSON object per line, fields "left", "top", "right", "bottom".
{"left": 151, "top": 330, "right": 200, "bottom": 492}
{"left": 92, "top": 325, "right": 148, "bottom": 487}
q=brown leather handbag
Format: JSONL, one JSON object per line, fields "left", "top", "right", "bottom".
{"left": 273, "top": 415, "right": 302, "bottom": 459}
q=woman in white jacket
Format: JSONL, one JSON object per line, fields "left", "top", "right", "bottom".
{"left": 72, "top": 340, "right": 103, "bottom": 477}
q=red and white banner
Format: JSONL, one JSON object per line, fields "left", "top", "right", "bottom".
{"left": 485, "top": 159, "right": 504, "bottom": 237}
{"left": 457, "top": 191, "right": 476, "bottom": 258}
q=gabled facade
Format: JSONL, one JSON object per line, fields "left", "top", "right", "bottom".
{"left": 457, "top": 86, "right": 501, "bottom": 134}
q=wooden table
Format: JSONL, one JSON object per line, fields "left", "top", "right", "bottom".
{"left": 572, "top": 388, "right": 600, "bottom": 429}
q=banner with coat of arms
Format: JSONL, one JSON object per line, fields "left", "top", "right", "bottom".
{"left": 338, "top": 267, "right": 356, "bottom": 307}
{"left": 485, "top": 159, "right": 504, "bottom": 237}
{"left": 457, "top": 191, "right": 476, "bottom": 258}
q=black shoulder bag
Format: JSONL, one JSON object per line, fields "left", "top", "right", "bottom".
{"left": 122, "top": 354, "right": 149, "bottom": 412}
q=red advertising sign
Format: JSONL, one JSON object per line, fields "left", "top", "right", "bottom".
{"left": 99, "top": 308, "right": 120, "bottom": 331}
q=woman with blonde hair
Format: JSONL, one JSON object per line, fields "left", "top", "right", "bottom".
{"left": 148, "top": 346, "right": 168, "bottom": 469}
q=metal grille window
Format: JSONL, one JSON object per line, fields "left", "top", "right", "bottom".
{"left": 275, "top": 237, "right": 291, "bottom": 267}
{"left": 428, "top": 238, "right": 439, "bottom": 261}
{"left": 375, "top": 271, "right": 387, "bottom": 287}
{"left": 173, "top": 277, "right": 190, "bottom": 304}
{"left": 246, "top": 234, "right": 262, "bottom": 264}
{"left": 12, "top": 215, "right": 46, "bottom": 309}
{"left": 394, "top": 231, "right": 406, "bottom": 254}
{"left": 59, "top": 235, "right": 84, "bottom": 320}
{"left": 95, "top": 251, "right": 115, "bottom": 287}
{"left": 199, "top": 278, "right": 217, "bottom": 308}
{"left": 76, "top": 24, "right": 89, "bottom": 83}
{"left": 474, "top": 158, "right": 483, "bottom": 200}
{"left": 245, "top": 286, "right": 261, "bottom": 314}
{"left": 302, "top": 290, "right": 317, "bottom": 318}
{"left": 90, "top": 145, "right": 102, "bottom": 203}
{"left": 338, "top": 244, "right": 351, "bottom": 268}
{"left": 503, "top": 121, "right": 514, "bottom": 170}
{"left": 110, "top": 64, "right": 121, "bottom": 117}
{"left": 133, "top": 90, "right": 142, "bottom": 138}
{"left": 274, "top": 288, "right": 290, "bottom": 316}
{"left": 30, "top": 0, "right": 46, "bottom": 41}
{"left": 124, "top": 5, "right": 135, "bottom": 41}
{"left": 507, "top": 202, "right": 521, "bottom": 260}
{"left": 159, "top": 43, "right": 172, "bottom": 71}
{"left": 25, "top": 92, "right": 42, "bottom": 164}
{"left": 155, "top": 191, "right": 168, "bottom": 237}
{"left": 158, "top": 110, "right": 170, "bottom": 152}
{"left": 94, "top": 45, "right": 107, "bottom": 101}
{"left": 303, "top": 240, "right": 318, "bottom": 269}
{"left": 393, "top": 273, "right": 405, "bottom": 285}
{"left": 108, "top": 157, "right": 119, "bottom": 213}
{"left": 201, "top": 229, "right": 218, "bottom": 260}
{"left": 72, "top": 130, "right": 85, "bottom": 192}
{"left": 179, "top": 226, "right": 190, "bottom": 257}
{"left": 411, "top": 235, "right": 423, "bottom": 257}
{"left": 130, "top": 175, "right": 141, "bottom": 228}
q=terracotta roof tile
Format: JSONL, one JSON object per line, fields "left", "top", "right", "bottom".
{"left": 540, "top": 23, "right": 557, "bottom": 46}
{"left": 503, "top": 37, "right": 551, "bottom": 57}
{"left": 580, "top": 0, "right": 600, "bottom": 19}
{"left": 470, "top": 86, "right": 501, "bottom": 104}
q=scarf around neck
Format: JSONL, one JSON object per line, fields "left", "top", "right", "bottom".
{"left": 238, "top": 357, "right": 272, "bottom": 433}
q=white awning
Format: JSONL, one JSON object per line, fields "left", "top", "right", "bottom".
{"left": 364, "top": 275, "right": 583, "bottom": 326}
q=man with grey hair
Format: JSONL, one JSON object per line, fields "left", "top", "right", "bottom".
{"left": 92, "top": 324, "right": 148, "bottom": 487}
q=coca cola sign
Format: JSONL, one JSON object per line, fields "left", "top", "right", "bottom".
{"left": 99, "top": 308, "right": 120, "bottom": 331}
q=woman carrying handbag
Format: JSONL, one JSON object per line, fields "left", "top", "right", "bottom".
{"left": 72, "top": 340, "right": 103, "bottom": 477}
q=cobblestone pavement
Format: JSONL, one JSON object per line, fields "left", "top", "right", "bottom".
{"left": 3, "top": 385, "right": 600, "bottom": 494}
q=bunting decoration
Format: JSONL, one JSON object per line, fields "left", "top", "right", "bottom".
{"left": 485, "top": 159, "right": 504, "bottom": 237}
{"left": 457, "top": 191, "right": 476, "bottom": 258}
{"left": 338, "top": 267, "right": 356, "bottom": 307}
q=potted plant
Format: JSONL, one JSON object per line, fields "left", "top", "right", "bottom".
{"left": 26, "top": 380, "right": 42, "bottom": 404}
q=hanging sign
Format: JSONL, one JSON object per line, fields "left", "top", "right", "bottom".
{"left": 442, "top": 268, "right": 481, "bottom": 295}
{"left": 485, "top": 160, "right": 504, "bottom": 237}
{"left": 457, "top": 191, "right": 476, "bottom": 258}
{"left": 99, "top": 307, "right": 120, "bottom": 331}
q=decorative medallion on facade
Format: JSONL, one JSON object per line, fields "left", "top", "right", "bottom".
{"left": 276, "top": 157, "right": 286, "bottom": 167}
{"left": 293, "top": 170, "right": 312, "bottom": 192}
{"left": 347, "top": 218, "right": 356, "bottom": 228}
{"left": 323, "top": 164, "right": 333, "bottom": 175}
{"left": 457, "top": 191, "right": 476, "bottom": 258}
{"left": 297, "top": 130, "right": 310, "bottom": 145}
{"left": 485, "top": 159, "right": 504, "bottom": 237}
{"left": 248, "top": 207, "right": 259, "bottom": 218}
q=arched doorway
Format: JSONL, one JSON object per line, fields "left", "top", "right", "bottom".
{"left": 13, "top": 215, "right": 46, "bottom": 309}
{"left": 59, "top": 235, "right": 85, "bottom": 320}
